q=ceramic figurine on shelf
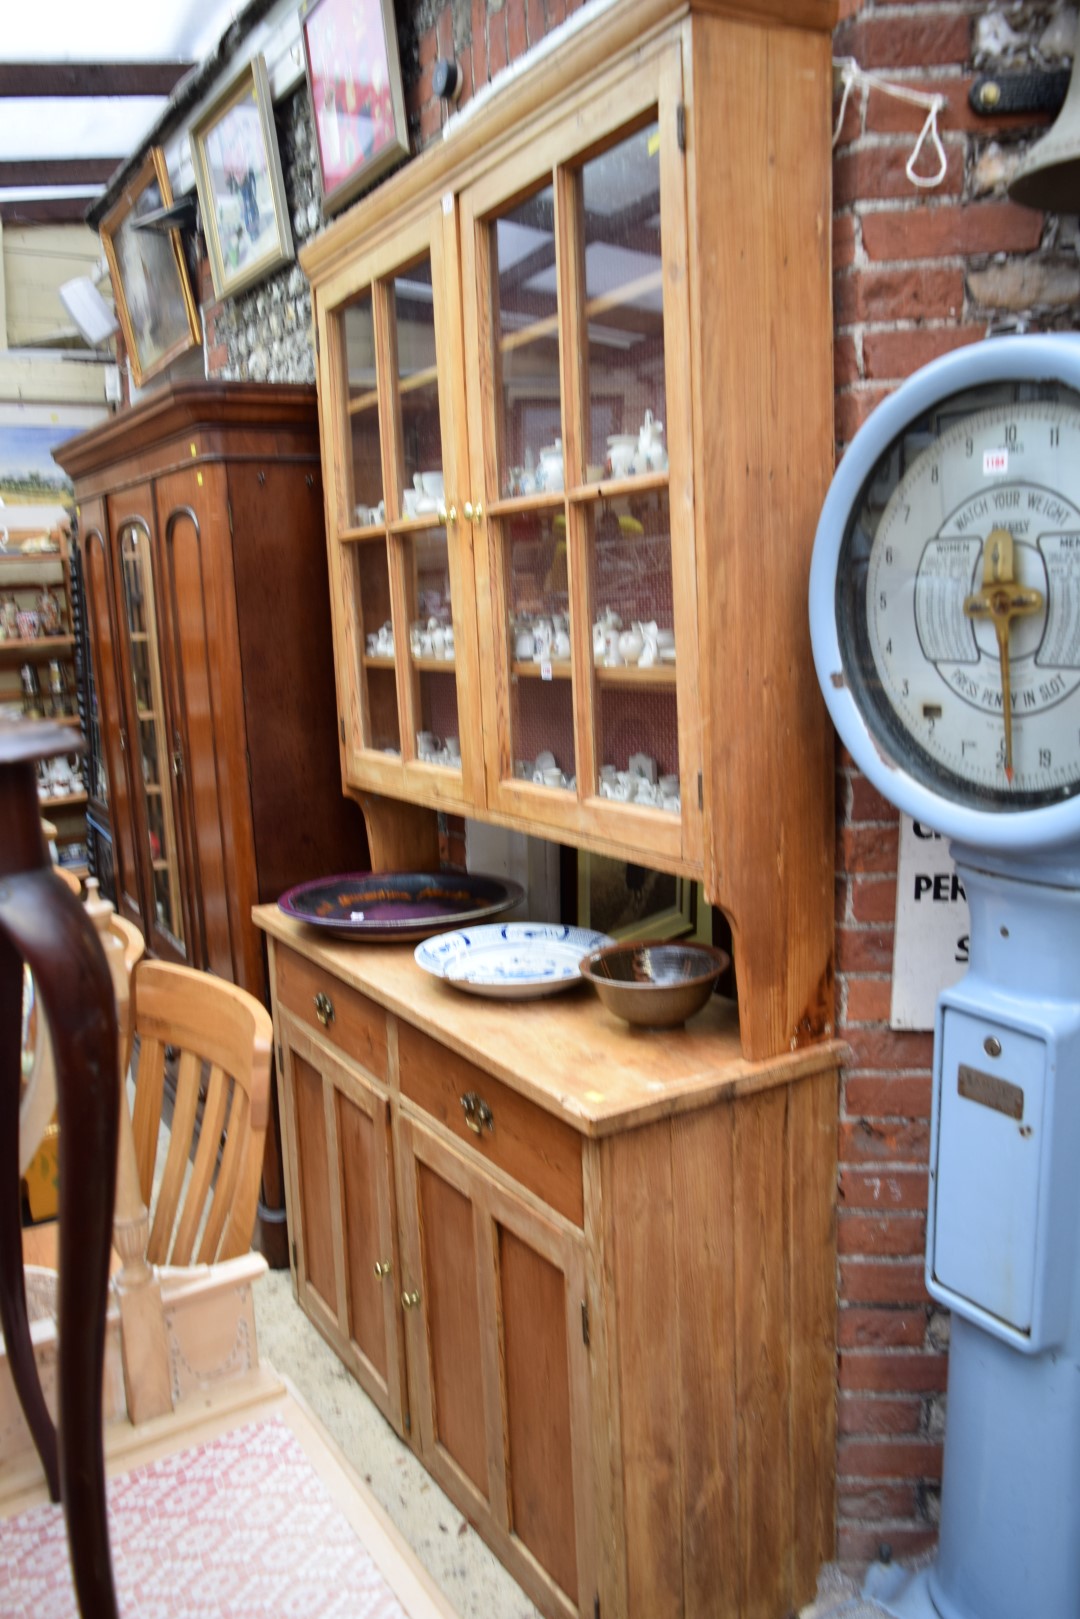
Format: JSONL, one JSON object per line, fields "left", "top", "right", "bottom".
{"left": 638, "top": 409, "right": 668, "bottom": 473}
{"left": 37, "top": 585, "right": 62, "bottom": 636}
{"left": 0, "top": 596, "right": 17, "bottom": 640}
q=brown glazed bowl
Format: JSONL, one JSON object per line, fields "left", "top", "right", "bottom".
{"left": 578, "top": 940, "right": 730, "bottom": 1029}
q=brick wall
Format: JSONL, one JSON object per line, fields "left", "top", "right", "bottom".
{"left": 832, "top": 0, "right": 1078, "bottom": 1569}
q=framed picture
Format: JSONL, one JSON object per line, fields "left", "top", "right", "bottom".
{"left": 576, "top": 853, "right": 711, "bottom": 944}
{"left": 99, "top": 149, "right": 201, "bottom": 390}
{"left": 300, "top": 0, "right": 409, "bottom": 218}
{"left": 190, "top": 55, "right": 294, "bottom": 301}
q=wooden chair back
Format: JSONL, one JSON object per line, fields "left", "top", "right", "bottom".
{"left": 129, "top": 962, "right": 273, "bottom": 1267}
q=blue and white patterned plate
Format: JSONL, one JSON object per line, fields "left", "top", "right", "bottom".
{"left": 414, "top": 923, "right": 614, "bottom": 999}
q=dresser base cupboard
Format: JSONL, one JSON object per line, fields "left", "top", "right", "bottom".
{"left": 258, "top": 907, "right": 839, "bottom": 1619}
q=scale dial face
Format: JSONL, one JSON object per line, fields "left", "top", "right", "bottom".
{"left": 836, "top": 382, "right": 1080, "bottom": 813}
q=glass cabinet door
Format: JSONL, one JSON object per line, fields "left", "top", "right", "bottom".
{"left": 321, "top": 211, "right": 477, "bottom": 806}
{"left": 461, "top": 42, "right": 699, "bottom": 865}
{"left": 117, "top": 517, "right": 187, "bottom": 958}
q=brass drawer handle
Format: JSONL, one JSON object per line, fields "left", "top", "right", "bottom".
{"left": 401, "top": 1289, "right": 420, "bottom": 1309}
{"left": 374, "top": 1260, "right": 392, "bottom": 1279}
{"left": 313, "top": 991, "right": 335, "bottom": 1027}
{"left": 460, "top": 1091, "right": 494, "bottom": 1136}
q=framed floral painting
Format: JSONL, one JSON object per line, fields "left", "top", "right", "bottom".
{"left": 99, "top": 149, "right": 201, "bottom": 389}
{"left": 190, "top": 55, "right": 294, "bottom": 301}
{"left": 300, "top": 0, "right": 409, "bottom": 217}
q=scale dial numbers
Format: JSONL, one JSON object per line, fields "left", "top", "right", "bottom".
{"left": 859, "top": 397, "right": 1080, "bottom": 811}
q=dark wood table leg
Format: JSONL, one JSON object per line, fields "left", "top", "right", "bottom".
{"left": 0, "top": 720, "right": 119, "bottom": 1619}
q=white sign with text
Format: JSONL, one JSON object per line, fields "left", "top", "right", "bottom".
{"left": 890, "top": 814, "right": 971, "bottom": 1030}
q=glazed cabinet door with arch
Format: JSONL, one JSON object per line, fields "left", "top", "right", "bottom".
{"left": 396, "top": 1115, "right": 595, "bottom": 1619}
{"left": 76, "top": 495, "right": 141, "bottom": 931}
{"left": 316, "top": 204, "right": 484, "bottom": 813}
{"left": 106, "top": 485, "right": 190, "bottom": 962}
{"left": 459, "top": 40, "right": 702, "bottom": 872}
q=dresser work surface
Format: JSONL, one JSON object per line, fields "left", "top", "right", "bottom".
{"left": 254, "top": 907, "right": 842, "bottom": 1137}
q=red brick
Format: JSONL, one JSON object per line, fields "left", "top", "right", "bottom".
{"left": 840, "top": 1351, "right": 948, "bottom": 1393}
{"left": 844, "top": 1076, "right": 932, "bottom": 1118}
{"left": 840, "top": 1168, "right": 929, "bottom": 1211}
{"left": 506, "top": 0, "right": 527, "bottom": 61}
{"left": 839, "top": 1118, "right": 930, "bottom": 1165}
{"left": 838, "top": 1214, "right": 927, "bottom": 1257}
{"left": 436, "top": 5, "right": 454, "bottom": 58}
{"left": 862, "top": 203, "right": 1045, "bottom": 263}
{"left": 836, "top": 923, "right": 894, "bottom": 974}
{"left": 471, "top": 0, "right": 487, "bottom": 88}
{"left": 834, "top": 141, "right": 964, "bottom": 206}
{"left": 867, "top": 76, "right": 1055, "bottom": 139}
{"left": 844, "top": 978, "right": 893, "bottom": 1024}
{"left": 864, "top": 325, "right": 984, "bottom": 382}
{"left": 851, "top": 876, "right": 897, "bottom": 924}
{"left": 488, "top": 6, "right": 508, "bottom": 76}
{"left": 840, "top": 1306, "right": 927, "bottom": 1349}
{"left": 546, "top": 0, "right": 566, "bottom": 23}
{"left": 841, "top": 1260, "right": 931, "bottom": 1305}
{"left": 839, "top": 1395, "right": 923, "bottom": 1437}
{"left": 836, "top": 385, "right": 892, "bottom": 446}
{"left": 835, "top": 266, "right": 964, "bottom": 327}
{"left": 839, "top": 1437, "right": 944, "bottom": 1479}
{"left": 419, "top": 26, "right": 438, "bottom": 67}
{"left": 832, "top": 83, "right": 863, "bottom": 150}
{"left": 833, "top": 212, "right": 857, "bottom": 270}
{"left": 845, "top": 1028, "right": 933, "bottom": 1072}
{"left": 419, "top": 96, "right": 442, "bottom": 141}
{"left": 835, "top": 332, "right": 860, "bottom": 389}
{"left": 848, "top": 773, "right": 900, "bottom": 825}
{"left": 838, "top": 1526, "right": 939, "bottom": 1565}
{"left": 838, "top": 1481, "right": 919, "bottom": 1519}
{"left": 841, "top": 823, "right": 899, "bottom": 873}
{"left": 526, "top": 0, "right": 545, "bottom": 46}
{"left": 835, "top": 14, "right": 970, "bottom": 70}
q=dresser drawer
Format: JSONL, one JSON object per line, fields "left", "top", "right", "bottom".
{"left": 275, "top": 945, "right": 388, "bottom": 1082}
{"left": 397, "top": 1023, "right": 583, "bottom": 1226}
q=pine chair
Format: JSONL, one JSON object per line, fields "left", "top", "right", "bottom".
{"left": 129, "top": 961, "right": 273, "bottom": 1268}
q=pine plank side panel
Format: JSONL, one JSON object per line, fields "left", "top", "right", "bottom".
{"left": 671, "top": 1105, "right": 741, "bottom": 1618}
{"left": 789, "top": 1067, "right": 838, "bottom": 1605}
{"left": 733, "top": 1086, "right": 793, "bottom": 1619}
{"left": 604, "top": 1123, "right": 684, "bottom": 1619}
{"left": 686, "top": 13, "right": 835, "bottom": 1060}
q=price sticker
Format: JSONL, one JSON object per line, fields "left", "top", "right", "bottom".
{"left": 540, "top": 660, "right": 553, "bottom": 681}
{"left": 983, "top": 448, "right": 1009, "bottom": 475}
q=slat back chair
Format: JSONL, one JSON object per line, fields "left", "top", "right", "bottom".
{"left": 129, "top": 961, "right": 272, "bottom": 1267}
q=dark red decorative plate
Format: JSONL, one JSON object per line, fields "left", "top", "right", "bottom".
{"left": 277, "top": 871, "right": 524, "bottom": 941}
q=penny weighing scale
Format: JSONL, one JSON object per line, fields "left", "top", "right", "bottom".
{"left": 809, "top": 333, "right": 1080, "bottom": 1619}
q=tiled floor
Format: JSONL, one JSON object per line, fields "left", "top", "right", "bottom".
{"left": 253, "top": 1268, "right": 543, "bottom": 1619}
{"left": 254, "top": 1268, "right": 899, "bottom": 1619}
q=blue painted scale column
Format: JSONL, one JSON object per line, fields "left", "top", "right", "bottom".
{"left": 867, "top": 845, "right": 1080, "bottom": 1619}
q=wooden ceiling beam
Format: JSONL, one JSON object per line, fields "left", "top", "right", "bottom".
{"left": 0, "top": 62, "right": 193, "bottom": 98}
{"left": 0, "top": 196, "right": 93, "bottom": 224}
{"left": 0, "top": 159, "right": 118, "bottom": 187}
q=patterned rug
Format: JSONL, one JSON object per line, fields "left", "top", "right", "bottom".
{"left": 2, "top": 1417, "right": 413, "bottom": 1618}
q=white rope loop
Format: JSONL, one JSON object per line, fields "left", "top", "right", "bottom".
{"left": 833, "top": 55, "right": 948, "bottom": 190}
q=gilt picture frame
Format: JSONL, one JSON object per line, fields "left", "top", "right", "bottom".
{"left": 300, "top": 0, "right": 409, "bottom": 218}
{"left": 190, "top": 55, "right": 294, "bottom": 301}
{"left": 99, "top": 148, "right": 201, "bottom": 390}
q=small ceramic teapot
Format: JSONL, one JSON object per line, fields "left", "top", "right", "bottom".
{"left": 617, "top": 624, "right": 645, "bottom": 665}
{"left": 606, "top": 435, "right": 638, "bottom": 479}
{"left": 536, "top": 440, "right": 564, "bottom": 493}
{"left": 637, "top": 410, "right": 667, "bottom": 473}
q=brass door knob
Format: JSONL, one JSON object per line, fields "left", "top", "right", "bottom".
{"left": 463, "top": 500, "right": 484, "bottom": 524}
{"left": 313, "top": 991, "right": 335, "bottom": 1027}
{"left": 401, "top": 1289, "right": 420, "bottom": 1309}
{"left": 374, "top": 1260, "right": 392, "bottom": 1278}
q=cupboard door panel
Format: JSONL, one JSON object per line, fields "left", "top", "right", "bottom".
{"left": 416, "top": 1158, "right": 489, "bottom": 1496}
{"left": 500, "top": 1226, "right": 578, "bottom": 1603}
{"left": 338, "top": 1086, "right": 389, "bottom": 1379}
{"left": 292, "top": 1051, "right": 337, "bottom": 1314}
